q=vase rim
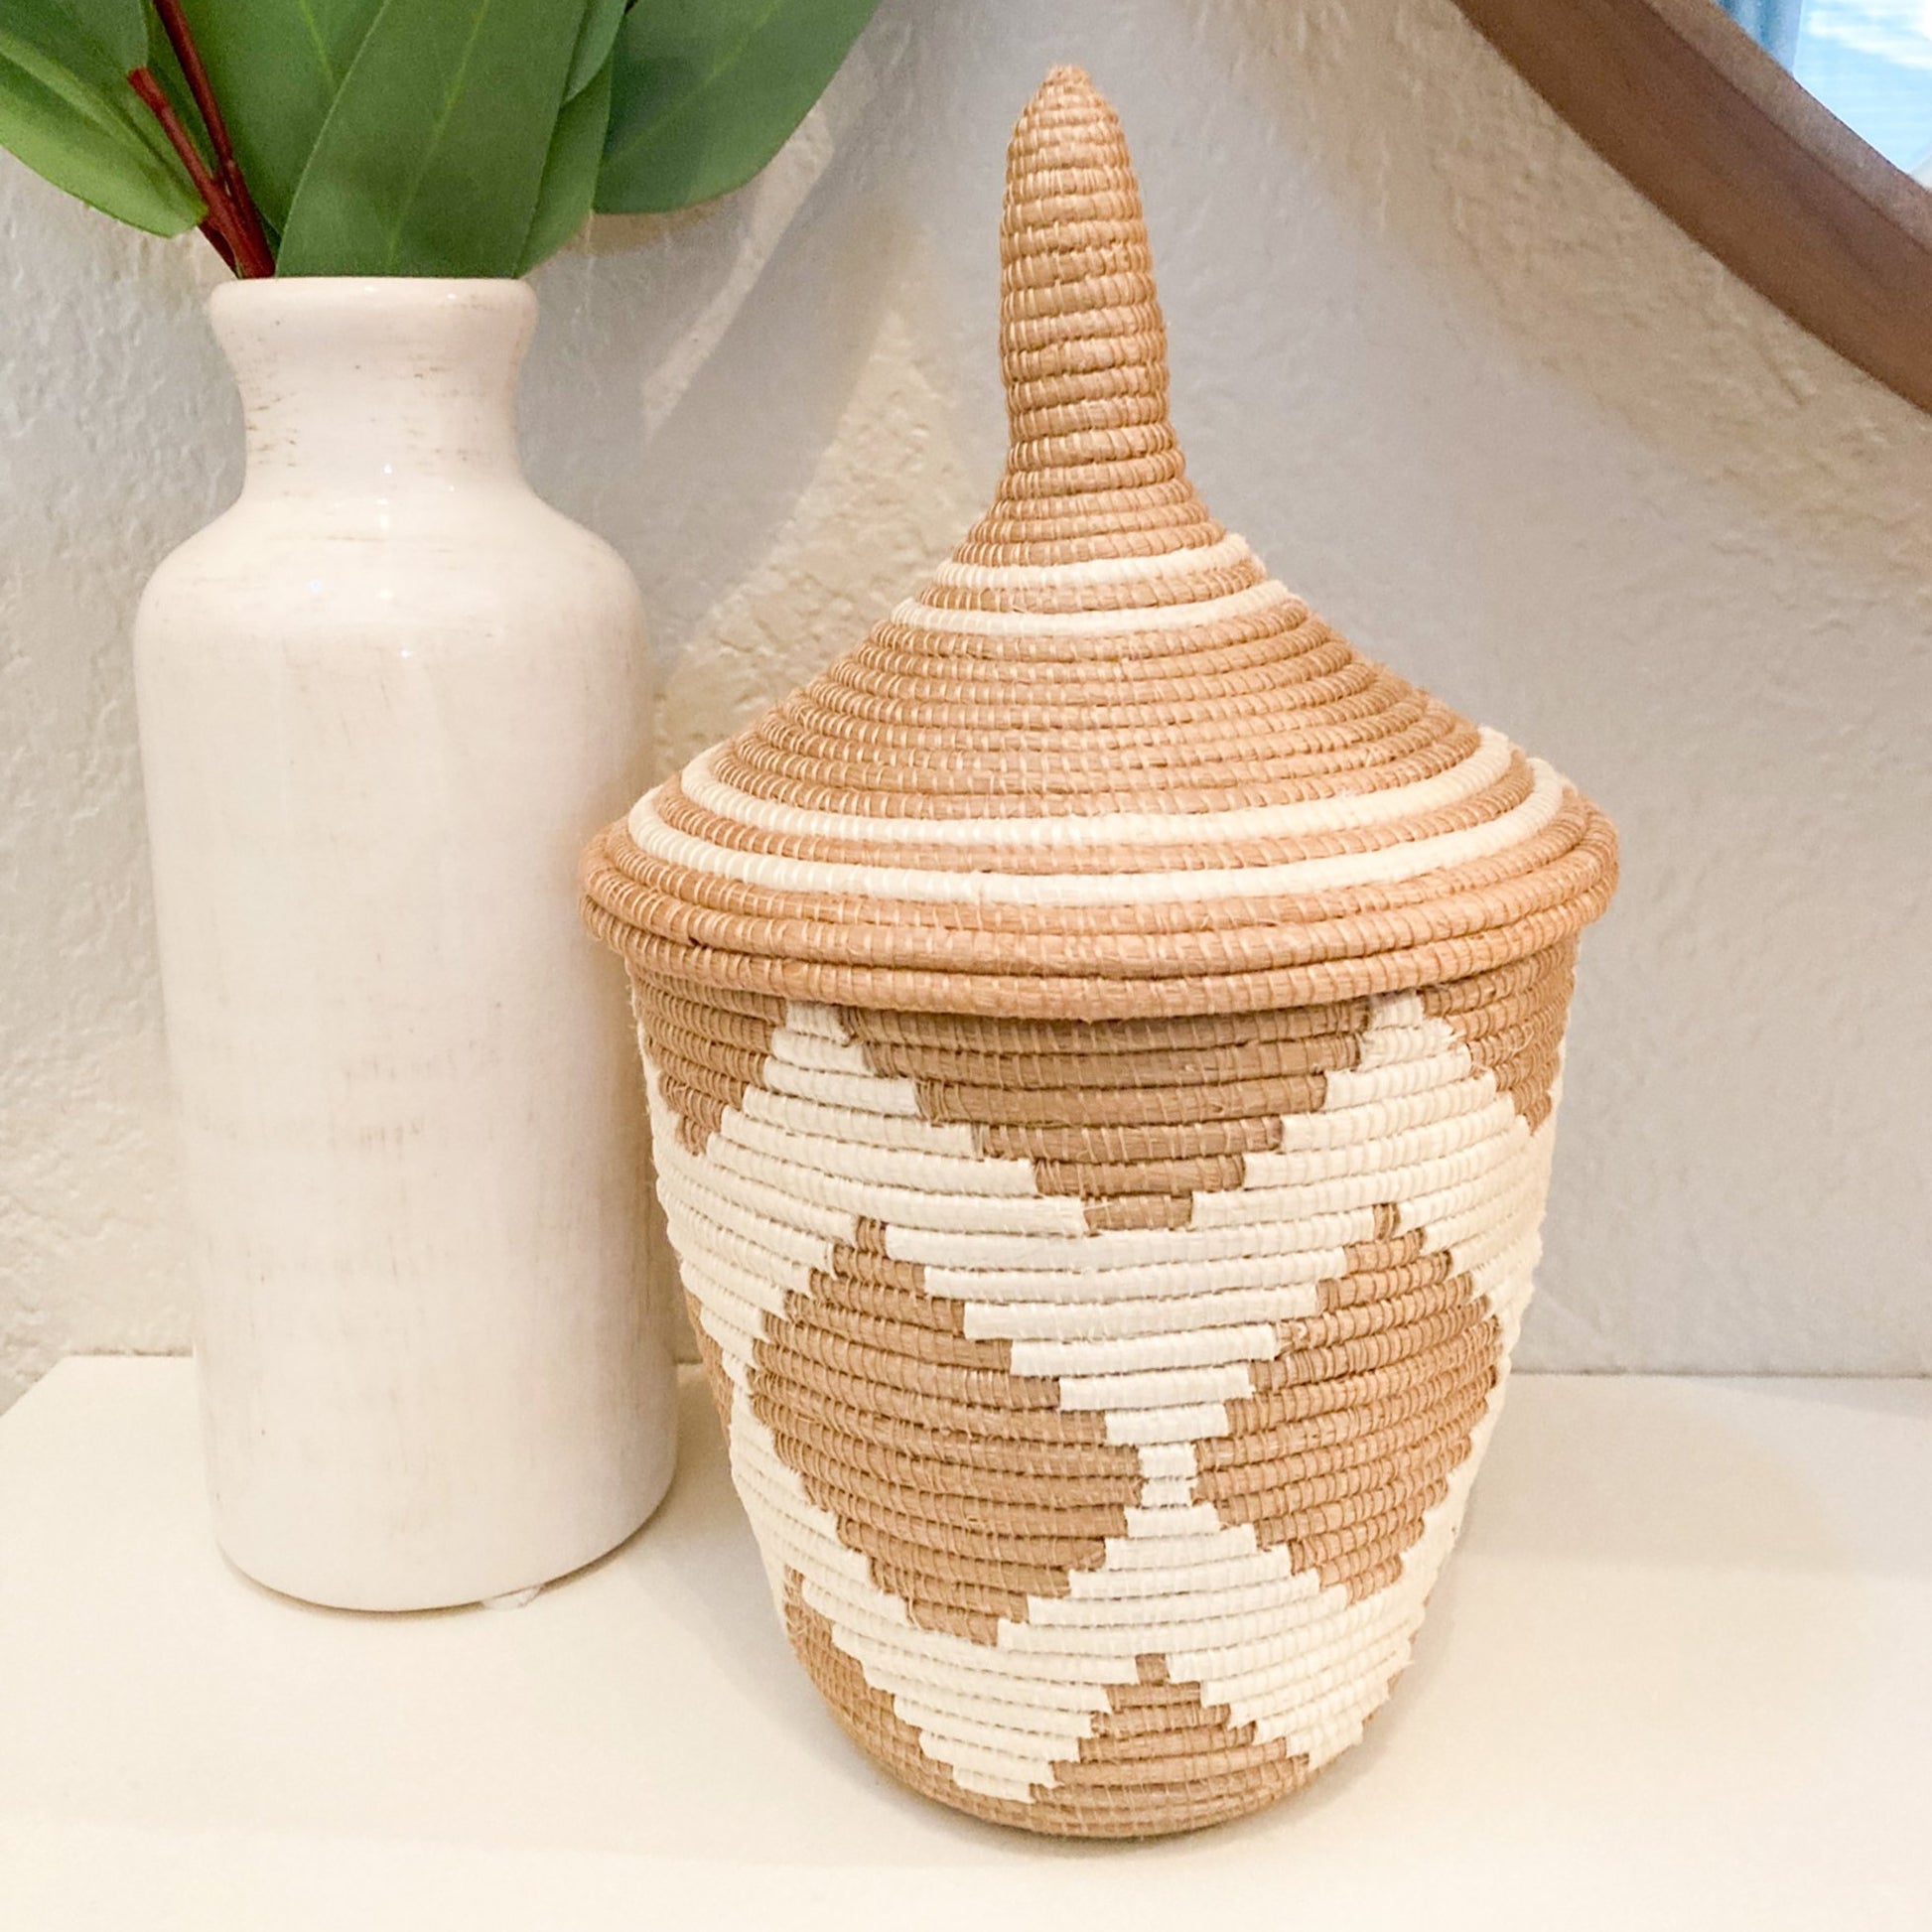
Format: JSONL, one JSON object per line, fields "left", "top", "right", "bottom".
{"left": 208, "top": 276, "right": 535, "bottom": 319}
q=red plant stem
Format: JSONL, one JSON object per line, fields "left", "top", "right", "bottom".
{"left": 140, "top": 2, "right": 276, "bottom": 277}
{"left": 128, "top": 67, "right": 255, "bottom": 270}
{"left": 129, "top": 68, "right": 255, "bottom": 274}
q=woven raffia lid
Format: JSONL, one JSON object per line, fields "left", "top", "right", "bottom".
{"left": 583, "top": 67, "right": 1617, "bottom": 1021}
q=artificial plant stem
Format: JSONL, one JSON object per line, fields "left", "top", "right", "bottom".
{"left": 128, "top": 67, "right": 253, "bottom": 272}
{"left": 144, "top": 0, "right": 276, "bottom": 277}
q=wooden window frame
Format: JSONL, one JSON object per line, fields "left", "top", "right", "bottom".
{"left": 1449, "top": 0, "right": 1932, "bottom": 412}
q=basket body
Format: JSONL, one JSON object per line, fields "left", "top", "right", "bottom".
{"left": 633, "top": 935, "right": 1575, "bottom": 1836}
{"left": 588, "top": 65, "right": 1616, "bottom": 1837}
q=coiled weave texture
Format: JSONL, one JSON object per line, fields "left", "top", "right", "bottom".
{"left": 584, "top": 66, "right": 1617, "bottom": 1838}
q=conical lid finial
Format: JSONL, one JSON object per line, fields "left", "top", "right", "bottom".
{"left": 961, "top": 67, "right": 1221, "bottom": 565}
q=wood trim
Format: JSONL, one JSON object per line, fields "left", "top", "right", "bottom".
{"left": 1447, "top": 0, "right": 1932, "bottom": 413}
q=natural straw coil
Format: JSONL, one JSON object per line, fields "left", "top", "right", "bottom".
{"left": 585, "top": 67, "right": 1616, "bottom": 1838}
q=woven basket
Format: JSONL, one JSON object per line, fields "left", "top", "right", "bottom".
{"left": 583, "top": 67, "right": 1617, "bottom": 1839}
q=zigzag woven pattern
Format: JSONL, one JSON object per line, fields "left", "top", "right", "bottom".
{"left": 584, "top": 67, "right": 1616, "bottom": 1837}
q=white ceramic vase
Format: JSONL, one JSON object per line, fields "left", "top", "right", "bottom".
{"left": 134, "top": 278, "right": 675, "bottom": 1611}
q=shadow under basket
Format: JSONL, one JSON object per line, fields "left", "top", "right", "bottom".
{"left": 582, "top": 65, "right": 1616, "bottom": 1839}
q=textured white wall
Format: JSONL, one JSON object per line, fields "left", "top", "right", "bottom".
{"left": 4, "top": 0, "right": 1929, "bottom": 1411}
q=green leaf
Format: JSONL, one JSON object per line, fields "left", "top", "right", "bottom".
{"left": 8, "top": 0, "right": 175, "bottom": 176}
{"left": 596, "top": 0, "right": 879, "bottom": 213}
{"left": 519, "top": 45, "right": 614, "bottom": 273}
{"left": 277, "top": 0, "right": 591, "bottom": 278}
{"left": 56, "top": 0, "right": 147, "bottom": 73}
{"left": 566, "top": 0, "right": 628, "bottom": 100}
{"left": 0, "top": 21, "right": 202, "bottom": 235}
{"left": 174, "top": 0, "right": 384, "bottom": 231}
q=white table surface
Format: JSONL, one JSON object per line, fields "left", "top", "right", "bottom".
{"left": 2, "top": 1360, "right": 1928, "bottom": 1930}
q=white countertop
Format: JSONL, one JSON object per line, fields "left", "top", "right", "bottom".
{"left": 2, "top": 1360, "right": 1928, "bottom": 1930}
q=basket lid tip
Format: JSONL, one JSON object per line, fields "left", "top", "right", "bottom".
{"left": 1033, "top": 63, "right": 1106, "bottom": 103}
{"left": 1006, "top": 65, "right": 1134, "bottom": 186}
{"left": 972, "top": 67, "right": 1223, "bottom": 562}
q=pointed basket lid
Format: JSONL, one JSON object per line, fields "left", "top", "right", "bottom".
{"left": 583, "top": 68, "right": 1616, "bottom": 1021}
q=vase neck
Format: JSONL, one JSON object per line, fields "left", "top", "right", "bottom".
{"left": 209, "top": 279, "right": 536, "bottom": 496}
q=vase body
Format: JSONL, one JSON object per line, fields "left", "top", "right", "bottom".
{"left": 134, "top": 278, "right": 674, "bottom": 1611}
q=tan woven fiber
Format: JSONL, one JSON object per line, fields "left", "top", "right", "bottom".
{"left": 585, "top": 66, "right": 1617, "bottom": 1839}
